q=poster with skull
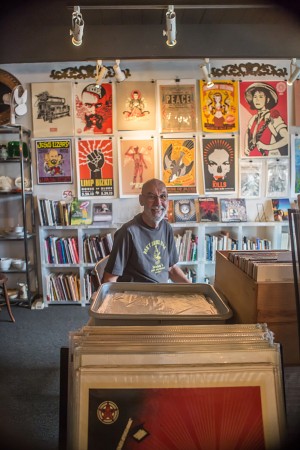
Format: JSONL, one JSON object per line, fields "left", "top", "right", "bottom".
{"left": 202, "top": 136, "right": 236, "bottom": 194}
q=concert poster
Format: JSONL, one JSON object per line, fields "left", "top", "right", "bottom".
{"left": 31, "top": 82, "right": 74, "bottom": 137}
{"left": 76, "top": 138, "right": 114, "bottom": 198}
{"left": 160, "top": 137, "right": 197, "bottom": 194}
{"left": 159, "top": 82, "right": 197, "bottom": 133}
{"left": 74, "top": 82, "right": 113, "bottom": 136}
{"left": 202, "top": 136, "right": 236, "bottom": 194}
{"left": 116, "top": 81, "right": 156, "bottom": 131}
{"left": 200, "top": 80, "right": 239, "bottom": 133}
{"left": 35, "top": 138, "right": 72, "bottom": 184}
{"left": 118, "top": 137, "right": 156, "bottom": 197}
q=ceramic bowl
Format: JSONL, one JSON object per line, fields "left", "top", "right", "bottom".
{"left": 13, "top": 226, "right": 24, "bottom": 234}
{"left": 0, "top": 258, "right": 12, "bottom": 270}
{"left": 11, "top": 259, "right": 25, "bottom": 270}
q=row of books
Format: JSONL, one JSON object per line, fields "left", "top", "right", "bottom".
{"left": 227, "top": 250, "right": 293, "bottom": 282}
{"left": 83, "top": 271, "right": 98, "bottom": 301}
{"left": 46, "top": 272, "right": 80, "bottom": 302}
{"left": 38, "top": 198, "right": 72, "bottom": 226}
{"left": 205, "top": 233, "right": 239, "bottom": 262}
{"left": 181, "top": 267, "right": 197, "bottom": 283}
{"left": 241, "top": 236, "right": 272, "bottom": 251}
{"left": 174, "top": 231, "right": 198, "bottom": 262}
{"left": 38, "top": 197, "right": 113, "bottom": 227}
{"left": 83, "top": 233, "right": 114, "bottom": 264}
{"left": 43, "top": 236, "right": 79, "bottom": 264}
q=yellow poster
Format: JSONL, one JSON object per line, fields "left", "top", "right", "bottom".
{"left": 200, "top": 80, "right": 239, "bottom": 132}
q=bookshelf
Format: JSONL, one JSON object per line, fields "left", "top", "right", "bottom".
{"left": 39, "top": 225, "right": 116, "bottom": 306}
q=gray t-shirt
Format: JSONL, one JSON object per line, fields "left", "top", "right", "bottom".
{"left": 105, "top": 214, "right": 178, "bottom": 282}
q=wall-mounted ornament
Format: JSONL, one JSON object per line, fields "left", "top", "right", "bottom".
{"left": 0, "top": 69, "right": 22, "bottom": 125}
{"left": 211, "top": 63, "right": 287, "bottom": 78}
{"left": 50, "top": 64, "right": 131, "bottom": 81}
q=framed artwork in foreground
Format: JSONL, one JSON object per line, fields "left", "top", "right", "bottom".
{"left": 35, "top": 138, "right": 73, "bottom": 184}
{"left": 31, "top": 82, "right": 74, "bottom": 137}
{"left": 118, "top": 136, "right": 156, "bottom": 197}
{"left": 76, "top": 138, "right": 114, "bottom": 198}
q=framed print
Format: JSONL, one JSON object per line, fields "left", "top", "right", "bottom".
{"left": 198, "top": 197, "right": 220, "bottom": 222}
{"left": 202, "top": 136, "right": 236, "bottom": 194}
{"left": 74, "top": 82, "right": 113, "bottom": 135}
{"left": 239, "top": 160, "right": 263, "bottom": 198}
{"left": 200, "top": 80, "right": 239, "bottom": 132}
{"left": 116, "top": 81, "right": 156, "bottom": 131}
{"left": 76, "top": 138, "right": 114, "bottom": 198}
{"left": 291, "top": 134, "right": 300, "bottom": 196}
{"left": 265, "top": 158, "right": 289, "bottom": 197}
{"left": 173, "top": 198, "right": 198, "bottom": 222}
{"left": 31, "top": 82, "right": 74, "bottom": 137}
{"left": 271, "top": 198, "right": 291, "bottom": 221}
{"left": 118, "top": 137, "right": 156, "bottom": 197}
{"left": 161, "top": 137, "right": 197, "bottom": 194}
{"left": 239, "top": 81, "right": 288, "bottom": 157}
{"left": 220, "top": 198, "right": 248, "bottom": 222}
{"left": 158, "top": 81, "right": 197, "bottom": 132}
{"left": 35, "top": 139, "right": 73, "bottom": 184}
{"left": 92, "top": 202, "right": 113, "bottom": 223}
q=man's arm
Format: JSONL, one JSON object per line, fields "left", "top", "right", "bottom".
{"left": 168, "top": 264, "right": 192, "bottom": 283}
{"left": 102, "top": 271, "right": 119, "bottom": 283}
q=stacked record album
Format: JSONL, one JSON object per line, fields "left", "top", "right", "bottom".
{"left": 67, "top": 283, "right": 287, "bottom": 450}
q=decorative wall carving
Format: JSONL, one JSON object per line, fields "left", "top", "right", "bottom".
{"left": 49, "top": 64, "right": 131, "bottom": 81}
{"left": 211, "top": 63, "right": 287, "bottom": 78}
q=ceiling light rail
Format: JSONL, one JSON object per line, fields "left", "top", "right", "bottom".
{"left": 68, "top": 4, "right": 274, "bottom": 11}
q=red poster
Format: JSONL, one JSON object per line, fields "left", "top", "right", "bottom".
{"left": 74, "top": 82, "right": 113, "bottom": 135}
{"left": 239, "top": 81, "right": 288, "bottom": 157}
{"left": 76, "top": 139, "right": 114, "bottom": 198}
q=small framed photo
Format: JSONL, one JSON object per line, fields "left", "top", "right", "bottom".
{"left": 92, "top": 202, "right": 113, "bottom": 223}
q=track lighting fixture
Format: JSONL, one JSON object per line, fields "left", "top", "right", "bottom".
{"left": 70, "top": 6, "right": 84, "bottom": 46}
{"left": 163, "top": 5, "right": 177, "bottom": 47}
{"left": 113, "top": 60, "right": 126, "bottom": 82}
{"left": 200, "top": 58, "right": 214, "bottom": 88}
{"left": 287, "top": 58, "right": 300, "bottom": 86}
{"left": 95, "top": 60, "right": 108, "bottom": 87}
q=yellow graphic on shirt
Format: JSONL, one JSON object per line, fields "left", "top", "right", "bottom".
{"left": 143, "top": 240, "right": 167, "bottom": 274}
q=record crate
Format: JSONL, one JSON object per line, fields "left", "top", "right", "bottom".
{"left": 214, "top": 250, "right": 300, "bottom": 365}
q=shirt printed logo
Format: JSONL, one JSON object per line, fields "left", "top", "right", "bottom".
{"left": 143, "top": 239, "right": 167, "bottom": 274}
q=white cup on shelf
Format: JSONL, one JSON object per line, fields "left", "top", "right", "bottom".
{"left": 0, "top": 258, "right": 12, "bottom": 270}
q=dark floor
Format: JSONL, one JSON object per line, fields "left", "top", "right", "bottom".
{"left": 0, "top": 303, "right": 299, "bottom": 450}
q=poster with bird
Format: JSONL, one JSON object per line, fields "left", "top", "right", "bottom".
{"left": 76, "top": 138, "right": 114, "bottom": 198}
{"left": 161, "top": 138, "right": 197, "bottom": 194}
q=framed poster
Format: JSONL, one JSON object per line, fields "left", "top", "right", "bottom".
{"left": 291, "top": 134, "right": 300, "bottom": 196}
{"left": 118, "top": 136, "right": 156, "bottom": 197}
{"left": 35, "top": 139, "right": 73, "bottom": 184}
{"left": 239, "top": 81, "right": 288, "bottom": 157}
{"left": 158, "top": 81, "right": 197, "bottom": 132}
{"left": 265, "top": 158, "right": 289, "bottom": 198}
{"left": 76, "top": 138, "right": 114, "bottom": 198}
{"left": 220, "top": 198, "right": 248, "bottom": 222}
{"left": 200, "top": 80, "right": 239, "bottom": 133}
{"left": 161, "top": 137, "right": 197, "bottom": 194}
{"left": 116, "top": 81, "right": 156, "bottom": 131}
{"left": 202, "top": 136, "right": 236, "bottom": 194}
{"left": 74, "top": 82, "right": 113, "bottom": 135}
{"left": 239, "top": 160, "right": 263, "bottom": 198}
{"left": 31, "top": 82, "right": 74, "bottom": 137}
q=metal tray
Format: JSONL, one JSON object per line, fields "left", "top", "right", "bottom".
{"left": 89, "top": 282, "right": 232, "bottom": 326}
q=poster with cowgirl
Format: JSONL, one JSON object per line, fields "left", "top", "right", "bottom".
{"left": 239, "top": 81, "right": 288, "bottom": 157}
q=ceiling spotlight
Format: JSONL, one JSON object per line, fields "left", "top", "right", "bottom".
{"left": 95, "top": 60, "right": 108, "bottom": 87}
{"left": 113, "top": 60, "right": 126, "bottom": 82}
{"left": 287, "top": 58, "right": 300, "bottom": 86}
{"left": 200, "top": 58, "right": 214, "bottom": 88}
{"left": 163, "top": 5, "right": 176, "bottom": 47}
{"left": 70, "top": 6, "right": 84, "bottom": 46}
